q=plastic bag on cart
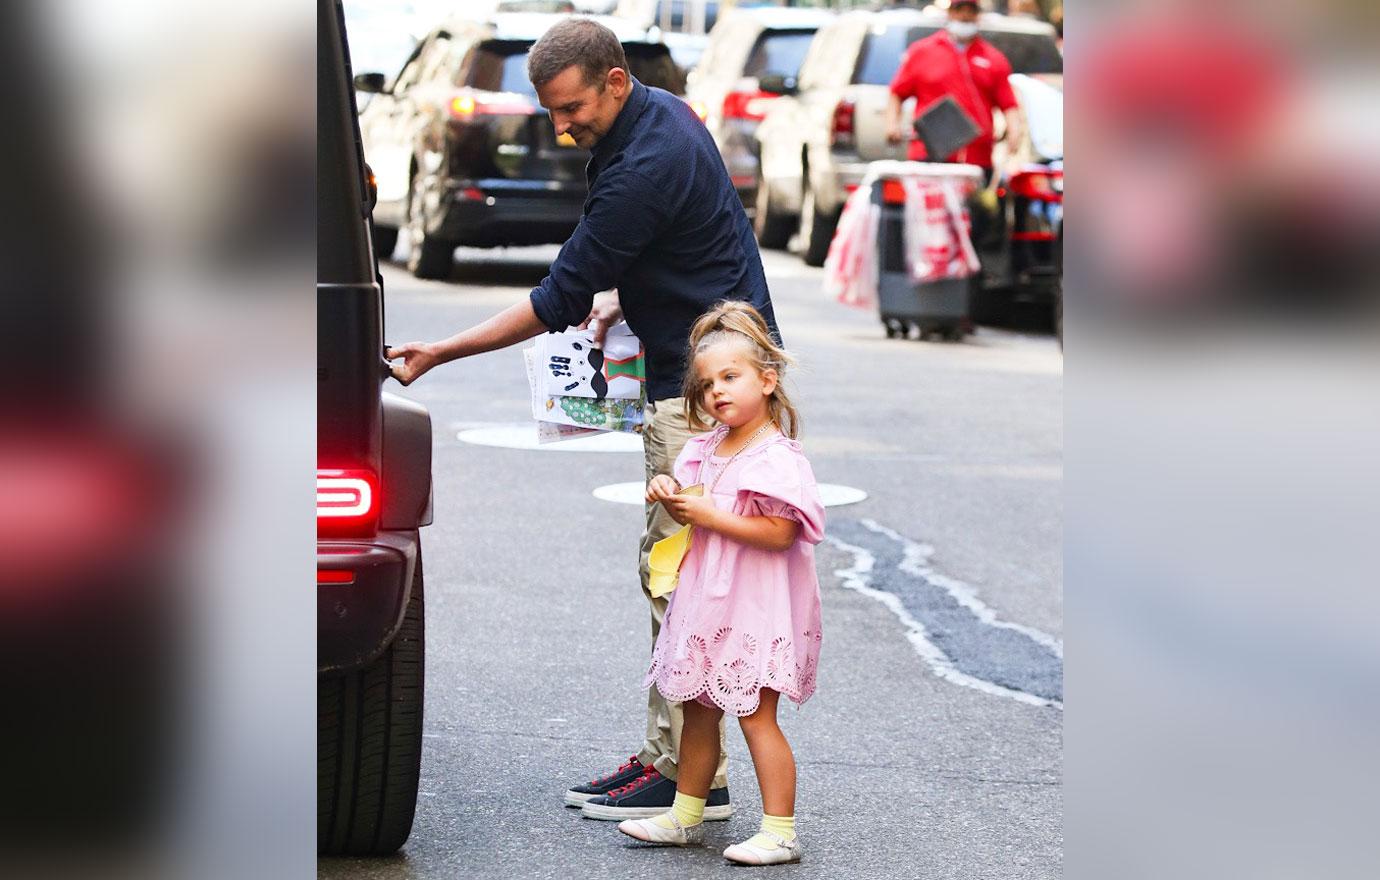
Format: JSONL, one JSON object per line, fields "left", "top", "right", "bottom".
{"left": 899, "top": 175, "right": 981, "bottom": 284}
{"left": 823, "top": 182, "right": 881, "bottom": 309}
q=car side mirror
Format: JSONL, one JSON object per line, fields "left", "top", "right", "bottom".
{"left": 757, "top": 74, "right": 797, "bottom": 97}
{"left": 354, "top": 72, "right": 387, "bottom": 94}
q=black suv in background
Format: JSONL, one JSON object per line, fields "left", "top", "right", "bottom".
{"left": 319, "top": 0, "right": 434, "bottom": 855}
{"left": 356, "top": 12, "right": 686, "bottom": 279}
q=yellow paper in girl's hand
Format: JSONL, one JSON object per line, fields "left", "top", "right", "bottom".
{"left": 647, "top": 485, "right": 703, "bottom": 598}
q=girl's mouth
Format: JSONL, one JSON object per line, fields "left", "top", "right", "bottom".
{"left": 714, "top": 400, "right": 730, "bottom": 411}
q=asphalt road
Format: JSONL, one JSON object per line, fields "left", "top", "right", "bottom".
{"left": 320, "top": 244, "right": 1063, "bottom": 879}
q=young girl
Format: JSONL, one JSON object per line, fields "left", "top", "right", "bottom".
{"left": 618, "top": 301, "right": 825, "bottom": 866}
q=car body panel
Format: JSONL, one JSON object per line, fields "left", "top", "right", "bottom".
{"left": 686, "top": 7, "right": 833, "bottom": 201}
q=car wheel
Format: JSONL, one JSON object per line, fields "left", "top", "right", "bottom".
{"left": 318, "top": 555, "right": 425, "bottom": 856}
{"left": 405, "top": 174, "right": 454, "bottom": 280}
{"left": 371, "top": 224, "right": 398, "bottom": 261}
{"left": 800, "top": 183, "right": 837, "bottom": 268}
{"left": 753, "top": 171, "right": 793, "bottom": 250}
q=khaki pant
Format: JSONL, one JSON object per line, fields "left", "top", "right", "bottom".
{"left": 636, "top": 398, "right": 730, "bottom": 788}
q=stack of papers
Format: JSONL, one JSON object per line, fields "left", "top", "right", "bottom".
{"left": 523, "top": 323, "right": 646, "bottom": 443}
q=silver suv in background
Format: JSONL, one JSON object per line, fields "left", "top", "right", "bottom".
{"left": 753, "top": 6, "right": 1061, "bottom": 264}
{"left": 684, "top": 6, "right": 834, "bottom": 213}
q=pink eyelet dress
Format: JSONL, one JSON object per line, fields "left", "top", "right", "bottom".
{"left": 644, "top": 425, "right": 826, "bottom": 717}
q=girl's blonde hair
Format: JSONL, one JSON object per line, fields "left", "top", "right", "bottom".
{"left": 681, "top": 301, "right": 801, "bottom": 438}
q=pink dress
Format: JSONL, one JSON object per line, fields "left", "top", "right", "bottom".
{"left": 644, "top": 426, "right": 826, "bottom": 716}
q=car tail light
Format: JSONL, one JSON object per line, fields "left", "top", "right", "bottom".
{"left": 1009, "top": 169, "right": 1064, "bottom": 203}
{"left": 449, "top": 93, "right": 535, "bottom": 119}
{"left": 881, "top": 179, "right": 907, "bottom": 205}
{"left": 829, "top": 99, "right": 855, "bottom": 147}
{"left": 317, "top": 468, "right": 378, "bottom": 536}
{"left": 722, "top": 89, "right": 777, "bottom": 122}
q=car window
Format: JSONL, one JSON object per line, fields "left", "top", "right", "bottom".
{"left": 627, "top": 44, "right": 686, "bottom": 95}
{"left": 742, "top": 30, "right": 817, "bottom": 79}
{"left": 978, "top": 30, "right": 1063, "bottom": 75}
{"left": 469, "top": 41, "right": 538, "bottom": 96}
{"left": 853, "top": 24, "right": 925, "bottom": 86}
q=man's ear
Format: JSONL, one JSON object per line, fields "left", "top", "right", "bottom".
{"left": 607, "top": 66, "right": 629, "bottom": 95}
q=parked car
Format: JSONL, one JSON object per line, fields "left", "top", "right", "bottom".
{"left": 319, "top": 0, "right": 435, "bottom": 855}
{"left": 983, "top": 73, "right": 1063, "bottom": 324}
{"left": 753, "top": 6, "right": 1062, "bottom": 265}
{"left": 356, "top": 13, "right": 686, "bottom": 278}
{"left": 684, "top": 5, "right": 834, "bottom": 216}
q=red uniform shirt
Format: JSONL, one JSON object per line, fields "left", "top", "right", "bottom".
{"left": 889, "top": 31, "right": 1019, "bottom": 168}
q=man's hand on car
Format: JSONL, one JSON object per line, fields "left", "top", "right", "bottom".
{"left": 885, "top": 123, "right": 906, "bottom": 145}
{"left": 386, "top": 342, "right": 439, "bottom": 386}
{"left": 577, "top": 289, "right": 623, "bottom": 348}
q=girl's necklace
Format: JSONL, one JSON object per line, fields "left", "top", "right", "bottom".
{"left": 704, "top": 421, "right": 775, "bottom": 494}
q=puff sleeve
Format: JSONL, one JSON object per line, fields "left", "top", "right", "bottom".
{"left": 735, "top": 443, "right": 826, "bottom": 545}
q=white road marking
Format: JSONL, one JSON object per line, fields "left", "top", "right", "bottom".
{"left": 860, "top": 519, "right": 1064, "bottom": 659}
{"left": 822, "top": 530, "right": 1062, "bottom": 709}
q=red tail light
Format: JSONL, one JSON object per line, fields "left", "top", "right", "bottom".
{"left": 317, "top": 468, "right": 378, "bottom": 536}
{"left": 1008, "top": 169, "right": 1064, "bottom": 203}
{"left": 881, "top": 179, "right": 907, "bottom": 205}
{"left": 449, "top": 93, "right": 535, "bottom": 119}
{"left": 722, "top": 89, "right": 778, "bottom": 122}
{"left": 830, "top": 99, "right": 855, "bottom": 147}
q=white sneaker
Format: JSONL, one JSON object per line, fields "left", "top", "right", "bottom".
{"left": 723, "top": 831, "right": 802, "bottom": 865}
{"left": 617, "top": 813, "right": 705, "bottom": 846}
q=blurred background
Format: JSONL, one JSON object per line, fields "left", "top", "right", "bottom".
{"left": 0, "top": 0, "right": 1376, "bottom": 877}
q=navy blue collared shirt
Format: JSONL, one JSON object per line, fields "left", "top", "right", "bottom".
{"left": 529, "top": 78, "right": 779, "bottom": 402}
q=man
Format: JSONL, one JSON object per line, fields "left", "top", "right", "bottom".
{"left": 387, "top": 18, "right": 778, "bottom": 822}
{"left": 884, "top": 0, "right": 1023, "bottom": 180}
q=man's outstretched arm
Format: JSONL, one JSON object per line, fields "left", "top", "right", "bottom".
{"left": 387, "top": 298, "right": 547, "bottom": 385}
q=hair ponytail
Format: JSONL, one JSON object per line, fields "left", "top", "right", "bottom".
{"left": 681, "top": 301, "right": 801, "bottom": 438}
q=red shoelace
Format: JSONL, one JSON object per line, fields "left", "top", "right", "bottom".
{"left": 591, "top": 756, "right": 640, "bottom": 787}
{"left": 607, "top": 765, "right": 662, "bottom": 799}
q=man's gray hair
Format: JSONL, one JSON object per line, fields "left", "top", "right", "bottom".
{"left": 527, "top": 18, "right": 628, "bottom": 89}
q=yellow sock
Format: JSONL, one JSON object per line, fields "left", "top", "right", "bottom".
{"left": 650, "top": 792, "right": 706, "bottom": 830}
{"left": 745, "top": 813, "right": 796, "bottom": 847}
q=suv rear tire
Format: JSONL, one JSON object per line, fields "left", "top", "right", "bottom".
{"left": 753, "top": 170, "right": 793, "bottom": 250}
{"left": 800, "top": 183, "right": 837, "bottom": 268}
{"left": 318, "top": 557, "right": 425, "bottom": 856}
{"left": 405, "top": 174, "right": 455, "bottom": 280}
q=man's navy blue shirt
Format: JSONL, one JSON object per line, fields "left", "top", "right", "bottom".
{"left": 529, "top": 78, "right": 779, "bottom": 402}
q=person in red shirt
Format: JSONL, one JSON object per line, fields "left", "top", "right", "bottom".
{"left": 884, "top": 0, "right": 1023, "bottom": 178}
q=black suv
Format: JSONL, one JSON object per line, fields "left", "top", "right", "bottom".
{"left": 356, "top": 13, "right": 686, "bottom": 279}
{"left": 319, "top": 0, "right": 434, "bottom": 856}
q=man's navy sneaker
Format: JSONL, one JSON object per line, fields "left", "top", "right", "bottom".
{"left": 564, "top": 756, "right": 646, "bottom": 808}
{"left": 579, "top": 766, "right": 732, "bottom": 821}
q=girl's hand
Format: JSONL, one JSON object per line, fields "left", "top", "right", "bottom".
{"left": 386, "top": 341, "right": 440, "bottom": 386}
{"left": 664, "top": 493, "right": 718, "bottom": 529}
{"left": 646, "top": 474, "right": 680, "bottom": 504}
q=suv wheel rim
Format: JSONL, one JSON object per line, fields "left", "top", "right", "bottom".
{"left": 407, "top": 175, "right": 426, "bottom": 247}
